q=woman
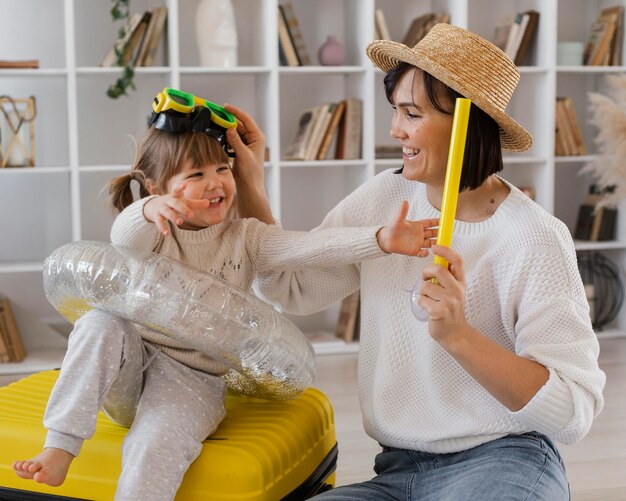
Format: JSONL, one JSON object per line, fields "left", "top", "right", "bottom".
{"left": 250, "top": 24, "right": 605, "bottom": 499}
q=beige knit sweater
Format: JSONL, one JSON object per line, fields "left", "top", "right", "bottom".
{"left": 110, "top": 195, "right": 385, "bottom": 374}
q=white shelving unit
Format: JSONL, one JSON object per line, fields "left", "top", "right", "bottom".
{"left": 2, "top": 0, "right": 626, "bottom": 375}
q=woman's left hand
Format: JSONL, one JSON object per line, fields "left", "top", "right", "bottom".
{"left": 417, "top": 245, "right": 470, "bottom": 345}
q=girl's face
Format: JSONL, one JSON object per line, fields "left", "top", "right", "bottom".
{"left": 389, "top": 68, "right": 454, "bottom": 187}
{"left": 166, "top": 158, "right": 236, "bottom": 230}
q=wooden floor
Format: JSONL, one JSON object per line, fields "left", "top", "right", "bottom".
{"left": 313, "top": 338, "right": 626, "bottom": 501}
{"left": 1, "top": 338, "right": 623, "bottom": 500}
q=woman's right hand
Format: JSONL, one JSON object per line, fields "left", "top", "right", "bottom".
{"left": 142, "top": 183, "right": 209, "bottom": 235}
{"left": 224, "top": 103, "right": 275, "bottom": 224}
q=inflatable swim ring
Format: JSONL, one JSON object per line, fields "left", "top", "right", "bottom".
{"left": 43, "top": 241, "right": 315, "bottom": 400}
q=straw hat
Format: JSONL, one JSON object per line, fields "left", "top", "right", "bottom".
{"left": 366, "top": 23, "right": 532, "bottom": 152}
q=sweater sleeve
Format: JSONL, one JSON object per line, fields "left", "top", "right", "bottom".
{"left": 253, "top": 177, "right": 383, "bottom": 315}
{"left": 505, "top": 232, "right": 605, "bottom": 444}
{"left": 110, "top": 196, "right": 161, "bottom": 250}
{"left": 245, "top": 219, "right": 386, "bottom": 271}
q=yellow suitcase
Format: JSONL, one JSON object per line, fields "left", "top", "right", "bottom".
{"left": 0, "top": 371, "right": 336, "bottom": 500}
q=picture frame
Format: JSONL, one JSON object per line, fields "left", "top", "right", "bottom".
{"left": 0, "top": 95, "right": 36, "bottom": 168}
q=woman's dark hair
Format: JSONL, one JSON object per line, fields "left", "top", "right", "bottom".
{"left": 383, "top": 61, "right": 503, "bottom": 191}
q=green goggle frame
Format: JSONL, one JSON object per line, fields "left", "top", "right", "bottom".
{"left": 148, "top": 87, "right": 237, "bottom": 156}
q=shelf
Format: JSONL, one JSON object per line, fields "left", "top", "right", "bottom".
{"left": 0, "top": 263, "right": 43, "bottom": 273}
{"left": 0, "top": 69, "right": 67, "bottom": 77}
{"left": 574, "top": 241, "right": 626, "bottom": 251}
{"left": 0, "top": 167, "right": 70, "bottom": 174}
{"left": 79, "top": 164, "right": 132, "bottom": 173}
{"left": 503, "top": 155, "right": 545, "bottom": 164}
{"left": 518, "top": 66, "right": 549, "bottom": 74}
{"left": 280, "top": 159, "right": 366, "bottom": 168}
{"left": 180, "top": 66, "right": 270, "bottom": 75}
{"left": 0, "top": 303, "right": 68, "bottom": 376}
{"left": 0, "top": 348, "right": 66, "bottom": 376}
{"left": 555, "top": 155, "right": 600, "bottom": 164}
{"left": 595, "top": 329, "right": 626, "bottom": 340}
{"left": 279, "top": 66, "right": 366, "bottom": 75}
{"left": 76, "top": 67, "right": 171, "bottom": 75}
{"left": 306, "top": 331, "right": 359, "bottom": 356}
{"left": 557, "top": 66, "right": 626, "bottom": 74}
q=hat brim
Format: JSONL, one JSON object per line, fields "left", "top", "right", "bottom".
{"left": 366, "top": 40, "right": 532, "bottom": 152}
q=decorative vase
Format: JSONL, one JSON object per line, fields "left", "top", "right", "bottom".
{"left": 196, "top": 0, "right": 238, "bottom": 67}
{"left": 318, "top": 36, "right": 345, "bottom": 66}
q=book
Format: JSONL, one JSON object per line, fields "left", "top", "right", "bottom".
{"left": 514, "top": 10, "right": 539, "bottom": 65}
{"left": 278, "top": 5, "right": 299, "bottom": 66}
{"left": 554, "top": 102, "right": 566, "bottom": 157}
{"left": 0, "top": 59, "right": 39, "bottom": 69}
{"left": 316, "top": 101, "right": 346, "bottom": 160}
{"left": 137, "top": 6, "right": 168, "bottom": 67}
{"left": 598, "top": 207, "right": 618, "bottom": 240}
{"left": 402, "top": 13, "right": 435, "bottom": 47}
{"left": 601, "top": 6, "right": 625, "bottom": 65}
{"left": 334, "top": 291, "right": 360, "bottom": 343}
{"left": 493, "top": 14, "right": 516, "bottom": 51}
{"left": 280, "top": 2, "right": 310, "bottom": 65}
{"left": 504, "top": 13, "right": 529, "bottom": 61}
{"left": 283, "top": 106, "right": 322, "bottom": 160}
{"left": 561, "top": 97, "right": 587, "bottom": 155}
{"left": 125, "top": 11, "right": 152, "bottom": 66}
{"left": 593, "top": 19, "right": 617, "bottom": 65}
{"left": 598, "top": 6, "right": 624, "bottom": 65}
{"left": 305, "top": 102, "right": 334, "bottom": 160}
{"left": 100, "top": 11, "right": 145, "bottom": 67}
{"left": 555, "top": 97, "right": 586, "bottom": 156}
{"left": 584, "top": 16, "right": 617, "bottom": 66}
{"left": 0, "top": 296, "right": 26, "bottom": 362}
{"left": 374, "top": 9, "right": 391, "bottom": 40}
{"left": 334, "top": 98, "right": 362, "bottom": 160}
{"left": 574, "top": 204, "right": 596, "bottom": 240}
{"left": 589, "top": 206, "right": 605, "bottom": 241}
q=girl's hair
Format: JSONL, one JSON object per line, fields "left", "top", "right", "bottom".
{"left": 108, "top": 127, "right": 231, "bottom": 213}
{"left": 383, "top": 61, "right": 503, "bottom": 191}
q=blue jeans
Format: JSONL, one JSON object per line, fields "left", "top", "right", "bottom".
{"left": 314, "top": 433, "right": 569, "bottom": 500}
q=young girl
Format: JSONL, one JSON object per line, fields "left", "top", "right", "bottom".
{"left": 13, "top": 93, "right": 438, "bottom": 500}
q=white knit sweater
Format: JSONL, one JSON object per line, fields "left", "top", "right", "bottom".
{"left": 256, "top": 169, "right": 606, "bottom": 453}
{"left": 110, "top": 196, "right": 386, "bottom": 374}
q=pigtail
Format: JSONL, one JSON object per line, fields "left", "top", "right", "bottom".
{"left": 108, "top": 171, "right": 143, "bottom": 213}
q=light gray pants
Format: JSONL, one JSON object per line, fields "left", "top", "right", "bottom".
{"left": 44, "top": 309, "right": 226, "bottom": 501}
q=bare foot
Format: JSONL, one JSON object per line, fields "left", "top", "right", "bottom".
{"left": 12, "top": 448, "right": 75, "bottom": 486}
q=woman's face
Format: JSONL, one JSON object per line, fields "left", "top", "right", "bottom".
{"left": 389, "top": 68, "right": 454, "bottom": 186}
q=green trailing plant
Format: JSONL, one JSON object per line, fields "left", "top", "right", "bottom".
{"left": 106, "top": 0, "right": 136, "bottom": 99}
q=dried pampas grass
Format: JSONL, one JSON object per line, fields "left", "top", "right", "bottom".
{"left": 582, "top": 74, "right": 626, "bottom": 206}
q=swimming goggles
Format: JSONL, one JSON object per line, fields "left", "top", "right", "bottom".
{"left": 147, "top": 87, "right": 237, "bottom": 157}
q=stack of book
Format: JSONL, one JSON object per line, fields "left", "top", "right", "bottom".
{"left": 494, "top": 10, "right": 540, "bottom": 65}
{"left": 574, "top": 185, "right": 618, "bottom": 241}
{"left": 277, "top": 2, "right": 310, "bottom": 66}
{"left": 0, "top": 296, "right": 26, "bottom": 363}
{"left": 555, "top": 97, "right": 587, "bottom": 156}
{"left": 100, "top": 6, "right": 168, "bottom": 67}
{"left": 401, "top": 12, "right": 450, "bottom": 47}
{"left": 583, "top": 6, "right": 624, "bottom": 66}
{"left": 284, "top": 98, "right": 362, "bottom": 161}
